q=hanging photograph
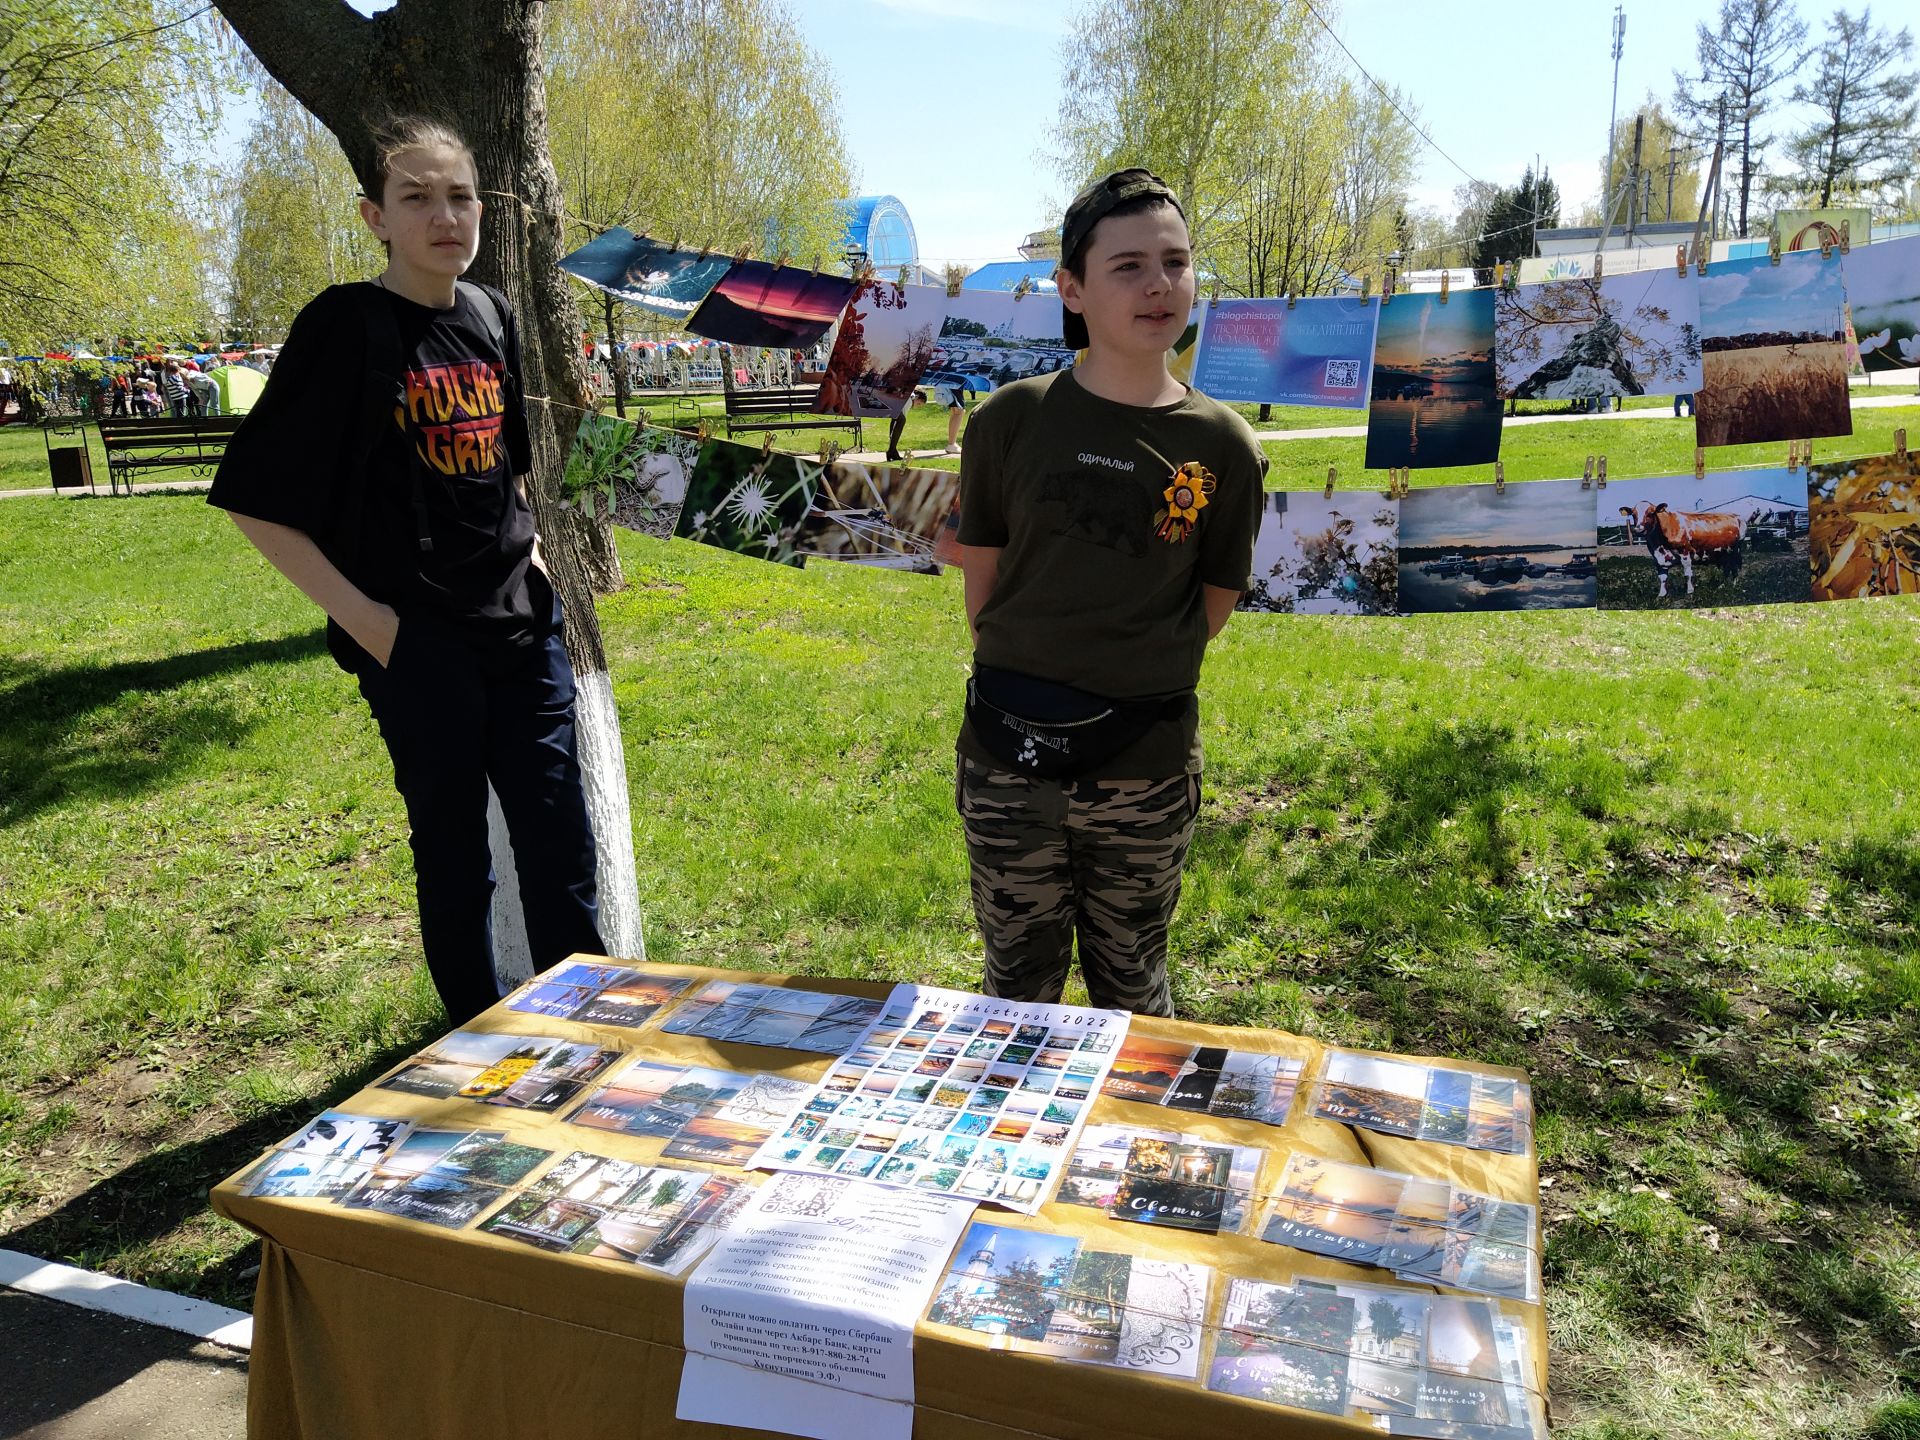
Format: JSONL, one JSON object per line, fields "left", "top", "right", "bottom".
{"left": 1494, "top": 270, "right": 1703, "bottom": 400}
{"left": 674, "top": 439, "right": 825, "bottom": 567}
{"left": 1599, "top": 470, "right": 1812, "bottom": 609}
{"left": 1239, "top": 490, "right": 1399, "bottom": 615}
{"left": 814, "top": 279, "right": 948, "bottom": 418}
{"left": 556, "top": 229, "right": 733, "bottom": 320}
{"left": 1364, "top": 289, "right": 1502, "bottom": 470}
{"left": 1808, "top": 449, "right": 1920, "bottom": 600}
{"left": 1190, "top": 296, "right": 1378, "bottom": 409}
{"left": 685, "top": 260, "right": 858, "bottom": 349}
{"left": 560, "top": 417, "right": 703, "bottom": 541}
{"left": 932, "top": 289, "right": 1076, "bottom": 393}
{"left": 1845, "top": 234, "right": 1920, "bottom": 375}
{"left": 1694, "top": 250, "right": 1851, "bottom": 447}
{"left": 794, "top": 461, "right": 962, "bottom": 573}
{"left": 1397, "top": 479, "right": 1598, "bottom": 613}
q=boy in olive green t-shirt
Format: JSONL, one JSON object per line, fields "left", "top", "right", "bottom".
{"left": 954, "top": 169, "right": 1266, "bottom": 1017}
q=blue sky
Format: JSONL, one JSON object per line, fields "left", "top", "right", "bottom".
{"left": 335, "top": 0, "right": 1837, "bottom": 265}
{"left": 1698, "top": 250, "right": 1847, "bottom": 337}
{"left": 1401, "top": 477, "right": 1597, "bottom": 549}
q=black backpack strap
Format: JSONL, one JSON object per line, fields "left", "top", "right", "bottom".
{"left": 456, "top": 279, "right": 507, "bottom": 359}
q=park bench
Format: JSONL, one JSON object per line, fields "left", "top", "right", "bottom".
{"left": 98, "top": 414, "right": 245, "bottom": 495}
{"left": 720, "top": 367, "right": 861, "bottom": 449}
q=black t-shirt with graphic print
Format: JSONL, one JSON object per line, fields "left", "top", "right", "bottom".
{"left": 208, "top": 281, "right": 537, "bottom": 664}
{"left": 956, "top": 367, "right": 1266, "bottom": 778}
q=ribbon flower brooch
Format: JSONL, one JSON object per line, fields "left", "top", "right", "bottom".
{"left": 1154, "top": 461, "right": 1216, "bottom": 544}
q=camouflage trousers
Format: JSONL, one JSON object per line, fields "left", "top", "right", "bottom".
{"left": 956, "top": 758, "right": 1200, "bottom": 1017}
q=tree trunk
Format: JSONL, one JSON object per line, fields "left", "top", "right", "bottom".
{"left": 602, "top": 289, "right": 628, "bottom": 419}
{"left": 211, "top": 0, "right": 644, "bottom": 966}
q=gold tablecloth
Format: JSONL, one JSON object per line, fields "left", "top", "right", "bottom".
{"left": 211, "top": 958, "right": 1547, "bottom": 1439}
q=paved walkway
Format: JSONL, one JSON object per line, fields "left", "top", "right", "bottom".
{"left": 0, "top": 1251, "right": 249, "bottom": 1438}
{"left": 0, "top": 1291, "right": 247, "bottom": 1438}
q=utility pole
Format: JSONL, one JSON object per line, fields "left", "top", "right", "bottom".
{"left": 1604, "top": 5, "right": 1626, "bottom": 208}
{"left": 1627, "top": 114, "right": 1645, "bottom": 242}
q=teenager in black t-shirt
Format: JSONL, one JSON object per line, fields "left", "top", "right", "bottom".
{"left": 208, "top": 117, "right": 603, "bottom": 1025}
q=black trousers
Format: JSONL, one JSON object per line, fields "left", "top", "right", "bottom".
{"left": 348, "top": 581, "right": 604, "bottom": 1025}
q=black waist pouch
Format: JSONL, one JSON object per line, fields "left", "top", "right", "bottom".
{"left": 965, "top": 664, "right": 1189, "bottom": 780}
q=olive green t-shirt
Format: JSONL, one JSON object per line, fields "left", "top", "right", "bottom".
{"left": 956, "top": 368, "right": 1267, "bottom": 778}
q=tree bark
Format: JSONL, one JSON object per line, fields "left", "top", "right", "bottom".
{"left": 211, "top": 0, "right": 644, "bottom": 963}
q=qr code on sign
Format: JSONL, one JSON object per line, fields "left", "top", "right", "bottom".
{"left": 1324, "top": 359, "right": 1361, "bottom": 390}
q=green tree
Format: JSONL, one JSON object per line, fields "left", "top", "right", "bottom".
{"left": 1468, "top": 167, "right": 1559, "bottom": 285}
{"left": 1050, "top": 0, "right": 1315, "bottom": 258}
{"left": 1599, "top": 99, "right": 1706, "bottom": 226}
{"left": 1785, "top": 8, "right": 1918, "bottom": 211}
{"left": 543, "top": 0, "right": 855, "bottom": 414}
{"left": 1367, "top": 1296, "right": 1407, "bottom": 1349}
{"left": 1670, "top": 0, "right": 1810, "bottom": 237}
{"left": 227, "top": 79, "right": 384, "bottom": 340}
{"left": 0, "top": 0, "right": 226, "bottom": 346}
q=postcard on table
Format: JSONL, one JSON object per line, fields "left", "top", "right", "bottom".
{"left": 746, "top": 984, "right": 1130, "bottom": 1213}
{"left": 1208, "top": 1279, "right": 1355, "bottom": 1416}
{"left": 357, "top": 1134, "right": 550, "bottom": 1229}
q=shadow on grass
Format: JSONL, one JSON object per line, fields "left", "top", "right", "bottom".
{"left": 0, "top": 629, "right": 328, "bottom": 828}
{"left": 1189, "top": 716, "right": 1920, "bottom": 1388}
{"left": 0, "top": 1035, "right": 426, "bottom": 1317}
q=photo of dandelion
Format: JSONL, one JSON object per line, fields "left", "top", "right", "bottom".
{"left": 673, "top": 439, "right": 825, "bottom": 568}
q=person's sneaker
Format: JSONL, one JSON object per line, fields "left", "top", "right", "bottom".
{"left": 944, "top": 442, "right": 960, "bottom": 454}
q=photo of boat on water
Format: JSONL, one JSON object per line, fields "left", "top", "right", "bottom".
{"left": 1397, "top": 478, "right": 1598, "bottom": 613}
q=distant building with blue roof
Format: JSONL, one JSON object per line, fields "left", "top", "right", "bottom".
{"left": 958, "top": 261, "right": 1059, "bottom": 293}
{"left": 838, "top": 196, "right": 919, "bottom": 271}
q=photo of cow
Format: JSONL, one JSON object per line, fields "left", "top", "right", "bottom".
{"left": 1598, "top": 470, "right": 1811, "bottom": 610}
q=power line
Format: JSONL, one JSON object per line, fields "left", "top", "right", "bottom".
{"left": 1296, "top": 0, "right": 1485, "bottom": 191}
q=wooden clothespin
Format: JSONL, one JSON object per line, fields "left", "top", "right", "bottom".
{"left": 669, "top": 232, "right": 682, "bottom": 253}
{"left": 773, "top": 250, "right": 790, "bottom": 271}
{"left": 1581, "top": 455, "right": 1595, "bottom": 490}
{"left": 1381, "top": 268, "right": 1394, "bottom": 306}
{"left": 1676, "top": 245, "right": 1688, "bottom": 277}
{"left": 1593, "top": 253, "right": 1605, "bottom": 281}
{"left": 1840, "top": 219, "right": 1852, "bottom": 254}
{"left": 897, "top": 265, "right": 911, "bottom": 288}
{"left": 1493, "top": 262, "right": 1505, "bottom": 289}
{"left": 1696, "top": 246, "right": 1709, "bottom": 275}
{"left": 1209, "top": 283, "right": 1220, "bottom": 310}
{"left": 1820, "top": 230, "right": 1834, "bottom": 259}
{"left": 1786, "top": 439, "right": 1801, "bottom": 472}
{"left": 1324, "top": 465, "right": 1337, "bottom": 499}
{"left": 1439, "top": 271, "right": 1450, "bottom": 304}
{"left": 695, "top": 419, "right": 712, "bottom": 443}
{"left": 818, "top": 437, "right": 842, "bottom": 463}
{"left": 1768, "top": 231, "right": 1781, "bottom": 266}
{"left": 809, "top": 255, "right": 822, "bottom": 277}
{"left": 1695, "top": 446, "right": 1706, "bottom": 480}
{"left": 734, "top": 245, "right": 751, "bottom": 265}
{"left": 1596, "top": 456, "right": 1608, "bottom": 489}
{"left": 1393, "top": 467, "right": 1412, "bottom": 498}
{"left": 1286, "top": 291, "right": 1298, "bottom": 310}
{"left": 695, "top": 241, "right": 710, "bottom": 260}
{"left": 759, "top": 432, "right": 775, "bottom": 459}
{"left": 1894, "top": 428, "right": 1907, "bottom": 461}
{"left": 1493, "top": 461, "right": 1505, "bottom": 494}
{"left": 1012, "top": 277, "right": 1031, "bottom": 301}
{"left": 1361, "top": 275, "right": 1373, "bottom": 301}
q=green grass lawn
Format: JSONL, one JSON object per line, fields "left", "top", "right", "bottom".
{"left": 2, "top": 417, "right": 1919, "bottom": 1438}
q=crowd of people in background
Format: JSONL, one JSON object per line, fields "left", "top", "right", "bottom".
{"left": 0, "top": 351, "right": 274, "bottom": 426}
